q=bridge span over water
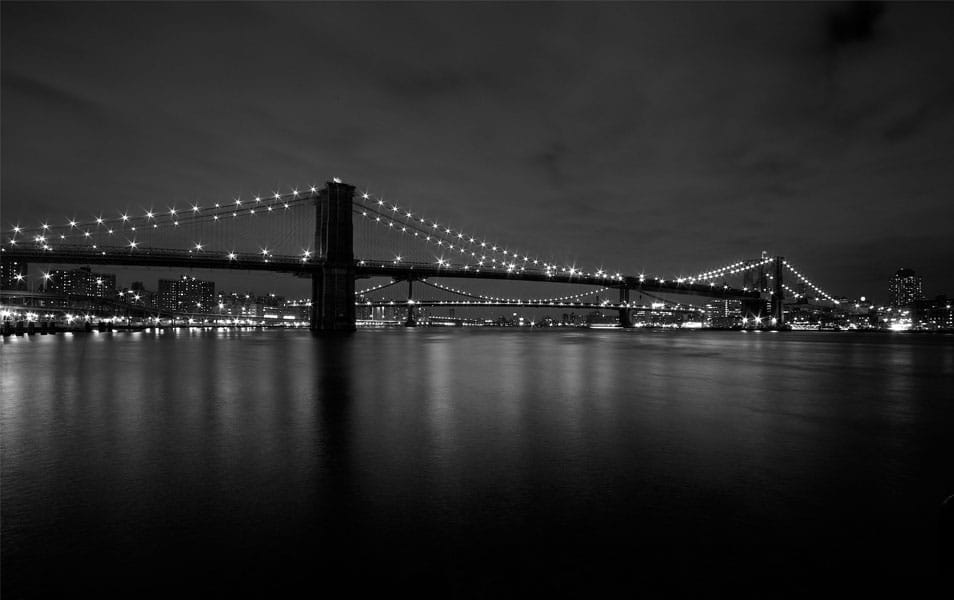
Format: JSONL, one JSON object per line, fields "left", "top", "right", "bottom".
{"left": 3, "top": 181, "right": 839, "bottom": 329}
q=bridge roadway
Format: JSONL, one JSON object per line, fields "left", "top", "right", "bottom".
{"left": 362, "top": 300, "right": 701, "bottom": 312}
{"left": 2, "top": 246, "right": 760, "bottom": 300}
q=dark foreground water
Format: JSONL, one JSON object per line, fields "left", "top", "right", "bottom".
{"left": 2, "top": 329, "right": 953, "bottom": 597}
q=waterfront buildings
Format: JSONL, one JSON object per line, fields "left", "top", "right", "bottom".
{"left": 214, "top": 291, "right": 311, "bottom": 321}
{"left": 889, "top": 268, "right": 923, "bottom": 307}
{"left": 43, "top": 266, "right": 116, "bottom": 298}
{"left": 916, "top": 295, "right": 953, "bottom": 330}
{"left": 157, "top": 275, "right": 215, "bottom": 313}
{"left": 0, "top": 260, "right": 28, "bottom": 289}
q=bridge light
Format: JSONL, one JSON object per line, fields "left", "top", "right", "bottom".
{"left": 12, "top": 226, "right": 21, "bottom": 233}
{"left": 195, "top": 243, "right": 203, "bottom": 251}
{"left": 274, "top": 193, "right": 280, "bottom": 199}
{"left": 68, "top": 220, "right": 78, "bottom": 228}
{"left": 293, "top": 189, "right": 299, "bottom": 196}
{"left": 129, "top": 240, "right": 138, "bottom": 249}
{"left": 192, "top": 205, "right": 200, "bottom": 213}
{"left": 228, "top": 252, "right": 236, "bottom": 260}
{"left": 41, "top": 223, "right": 49, "bottom": 230}
{"left": 146, "top": 211, "right": 154, "bottom": 219}
{"left": 213, "top": 216, "right": 219, "bottom": 221}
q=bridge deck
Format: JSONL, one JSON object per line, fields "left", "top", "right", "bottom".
{"left": 2, "top": 247, "right": 759, "bottom": 299}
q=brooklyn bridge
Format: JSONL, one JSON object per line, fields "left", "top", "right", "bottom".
{"left": 2, "top": 180, "right": 840, "bottom": 330}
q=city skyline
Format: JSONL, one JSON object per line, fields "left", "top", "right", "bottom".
{"left": 3, "top": 2, "right": 954, "bottom": 300}
{"left": 4, "top": 258, "right": 951, "bottom": 332}
{"left": 3, "top": 259, "right": 946, "bottom": 309}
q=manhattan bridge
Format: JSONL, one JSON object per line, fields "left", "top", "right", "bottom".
{"left": 1, "top": 180, "right": 840, "bottom": 330}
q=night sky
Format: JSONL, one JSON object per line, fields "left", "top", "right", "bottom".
{"left": 3, "top": 1, "right": 953, "bottom": 302}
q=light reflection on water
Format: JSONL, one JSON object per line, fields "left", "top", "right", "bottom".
{"left": 2, "top": 329, "right": 953, "bottom": 596}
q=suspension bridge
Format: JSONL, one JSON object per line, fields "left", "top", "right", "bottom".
{"left": 1, "top": 180, "right": 841, "bottom": 330}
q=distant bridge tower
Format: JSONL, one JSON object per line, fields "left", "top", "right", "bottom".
{"left": 772, "top": 255, "right": 784, "bottom": 326}
{"left": 618, "top": 287, "right": 635, "bottom": 328}
{"left": 311, "top": 181, "right": 356, "bottom": 331}
{"left": 405, "top": 278, "right": 418, "bottom": 327}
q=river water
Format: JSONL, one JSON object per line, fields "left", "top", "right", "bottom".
{"left": 2, "top": 329, "right": 953, "bottom": 596}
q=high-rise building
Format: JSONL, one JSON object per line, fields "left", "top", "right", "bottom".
{"left": 917, "top": 295, "right": 953, "bottom": 330}
{"left": 43, "top": 266, "right": 116, "bottom": 297}
{"left": 0, "top": 260, "right": 28, "bottom": 289}
{"left": 157, "top": 275, "right": 215, "bottom": 313}
{"left": 90, "top": 273, "right": 116, "bottom": 298}
{"left": 889, "top": 268, "right": 922, "bottom": 307}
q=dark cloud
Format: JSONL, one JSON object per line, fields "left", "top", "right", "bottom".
{"left": 827, "top": 1, "right": 885, "bottom": 47}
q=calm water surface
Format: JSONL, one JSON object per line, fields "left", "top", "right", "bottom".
{"left": 2, "top": 329, "right": 953, "bottom": 596}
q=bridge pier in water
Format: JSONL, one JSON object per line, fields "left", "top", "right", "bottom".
{"left": 618, "top": 287, "right": 635, "bottom": 328}
{"left": 405, "top": 279, "right": 418, "bottom": 327}
{"left": 311, "top": 181, "right": 357, "bottom": 331}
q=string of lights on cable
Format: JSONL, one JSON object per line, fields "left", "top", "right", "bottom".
{"left": 351, "top": 189, "right": 625, "bottom": 282}
{"left": 419, "top": 279, "right": 613, "bottom": 304}
{"left": 783, "top": 261, "right": 838, "bottom": 303}
{"left": 6, "top": 188, "right": 318, "bottom": 261}
{"left": 687, "top": 256, "right": 774, "bottom": 283}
